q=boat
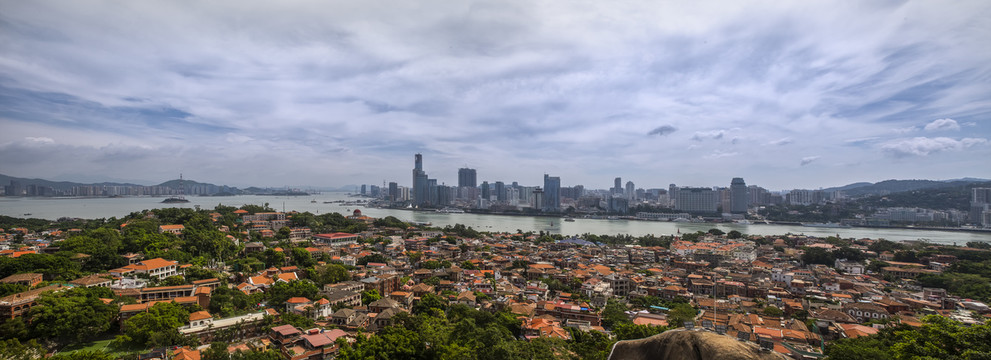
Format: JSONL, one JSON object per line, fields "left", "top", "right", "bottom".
{"left": 803, "top": 222, "right": 851, "bottom": 228}
{"left": 734, "top": 220, "right": 752, "bottom": 225}
{"left": 161, "top": 197, "right": 190, "bottom": 203}
{"left": 564, "top": 217, "right": 575, "bottom": 222}
{"left": 23, "top": 213, "right": 31, "bottom": 216}
{"left": 310, "top": 199, "right": 317, "bottom": 203}
{"left": 435, "top": 208, "right": 465, "bottom": 213}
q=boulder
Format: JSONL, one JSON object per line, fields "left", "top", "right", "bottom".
{"left": 608, "top": 330, "right": 790, "bottom": 360}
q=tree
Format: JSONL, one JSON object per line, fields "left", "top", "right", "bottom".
{"left": 727, "top": 230, "right": 743, "bottom": 239}
{"left": 762, "top": 306, "right": 784, "bottom": 317}
{"left": 412, "top": 293, "right": 447, "bottom": 315}
{"left": 613, "top": 322, "right": 668, "bottom": 340}
{"left": 666, "top": 303, "right": 697, "bottom": 328}
{"left": 362, "top": 289, "right": 382, "bottom": 305}
{"left": 825, "top": 315, "right": 991, "bottom": 359}
{"left": 29, "top": 287, "right": 118, "bottom": 343}
{"left": 115, "top": 302, "right": 193, "bottom": 348}
{"left": 313, "top": 264, "right": 350, "bottom": 286}
{"left": 265, "top": 280, "right": 319, "bottom": 309}
{"left": 209, "top": 286, "right": 254, "bottom": 317}
{"left": 601, "top": 298, "right": 630, "bottom": 329}
{"left": 707, "top": 228, "right": 725, "bottom": 236}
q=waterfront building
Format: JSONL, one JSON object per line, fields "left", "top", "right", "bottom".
{"left": 481, "top": 181, "right": 491, "bottom": 200}
{"left": 971, "top": 188, "right": 991, "bottom": 224}
{"left": 675, "top": 187, "right": 718, "bottom": 213}
{"left": 625, "top": 181, "right": 635, "bottom": 201}
{"left": 388, "top": 182, "right": 398, "bottom": 202}
{"left": 613, "top": 177, "right": 623, "bottom": 196}
{"left": 412, "top": 154, "right": 429, "bottom": 207}
{"left": 730, "top": 177, "right": 748, "bottom": 213}
{"left": 458, "top": 168, "right": 477, "bottom": 188}
{"left": 543, "top": 175, "right": 561, "bottom": 211}
{"left": 495, "top": 181, "right": 506, "bottom": 202}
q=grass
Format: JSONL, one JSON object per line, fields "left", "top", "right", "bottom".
{"left": 58, "top": 337, "right": 147, "bottom": 357}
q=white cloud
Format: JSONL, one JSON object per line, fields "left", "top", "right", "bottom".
{"left": 766, "top": 137, "right": 793, "bottom": 146}
{"left": 704, "top": 150, "right": 739, "bottom": 159}
{"left": 0, "top": 1, "right": 989, "bottom": 189}
{"left": 692, "top": 130, "right": 727, "bottom": 141}
{"left": 924, "top": 118, "right": 960, "bottom": 131}
{"left": 800, "top": 156, "right": 820, "bottom": 166}
{"left": 880, "top": 137, "right": 988, "bottom": 157}
{"left": 24, "top": 137, "right": 55, "bottom": 144}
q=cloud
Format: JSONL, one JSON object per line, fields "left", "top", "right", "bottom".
{"left": 924, "top": 118, "right": 960, "bottom": 131}
{"left": 647, "top": 125, "right": 677, "bottom": 136}
{"left": 692, "top": 130, "right": 726, "bottom": 141}
{"left": 766, "top": 137, "right": 793, "bottom": 146}
{"left": 0, "top": 1, "right": 990, "bottom": 189}
{"left": 703, "top": 150, "right": 739, "bottom": 159}
{"left": 880, "top": 137, "right": 988, "bottom": 157}
{"left": 24, "top": 136, "right": 55, "bottom": 144}
{"left": 800, "top": 156, "right": 820, "bottom": 166}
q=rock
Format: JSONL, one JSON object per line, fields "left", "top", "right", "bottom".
{"left": 608, "top": 330, "right": 790, "bottom": 360}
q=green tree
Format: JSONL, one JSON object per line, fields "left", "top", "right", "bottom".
{"left": 361, "top": 289, "right": 382, "bottom": 305}
{"left": 762, "top": 306, "right": 784, "bottom": 317}
{"left": 613, "top": 322, "right": 668, "bottom": 340}
{"left": 666, "top": 303, "right": 697, "bottom": 328}
{"left": 265, "top": 280, "right": 319, "bottom": 309}
{"left": 115, "top": 302, "right": 193, "bottom": 348}
{"left": 601, "top": 298, "right": 630, "bottom": 329}
{"left": 312, "top": 264, "right": 350, "bottom": 286}
{"left": 29, "top": 287, "right": 118, "bottom": 343}
{"left": 727, "top": 230, "right": 743, "bottom": 239}
{"left": 49, "top": 350, "right": 115, "bottom": 360}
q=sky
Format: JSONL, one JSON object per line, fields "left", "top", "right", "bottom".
{"left": 1, "top": 1, "right": 990, "bottom": 191}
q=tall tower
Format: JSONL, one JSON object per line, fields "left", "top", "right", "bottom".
{"left": 412, "top": 154, "right": 429, "bottom": 207}
{"left": 543, "top": 174, "right": 561, "bottom": 211}
{"left": 625, "top": 181, "right": 635, "bottom": 201}
{"left": 730, "top": 177, "right": 748, "bottom": 213}
{"left": 458, "top": 168, "right": 477, "bottom": 188}
{"left": 614, "top": 177, "right": 623, "bottom": 195}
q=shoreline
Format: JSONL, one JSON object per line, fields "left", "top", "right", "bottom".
{"left": 386, "top": 206, "right": 991, "bottom": 235}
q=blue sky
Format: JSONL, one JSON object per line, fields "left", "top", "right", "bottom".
{"left": 1, "top": 1, "right": 989, "bottom": 190}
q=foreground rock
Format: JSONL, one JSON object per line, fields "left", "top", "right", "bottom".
{"left": 608, "top": 330, "right": 790, "bottom": 360}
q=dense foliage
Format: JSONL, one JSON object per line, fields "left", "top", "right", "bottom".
{"left": 825, "top": 316, "right": 991, "bottom": 359}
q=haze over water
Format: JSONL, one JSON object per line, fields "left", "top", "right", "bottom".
{"left": 2, "top": 192, "right": 988, "bottom": 245}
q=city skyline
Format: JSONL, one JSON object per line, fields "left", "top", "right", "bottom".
{"left": 2, "top": 1, "right": 990, "bottom": 189}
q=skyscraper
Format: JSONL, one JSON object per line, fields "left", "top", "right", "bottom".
{"left": 543, "top": 174, "right": 561, "bottom": 211}
{"left": 458, "top": 168, "right": 477, "bottom": 188}
{"left": 495, "top": 181, "right": 506, "bottom": 202}
{"left": 614, "top": 177, "right": 623, "bottom": 195}
{"left": 388, "top": 182, "right": 398, "bottom": 202}
{"left": 412, "top": 154, "right": 429, "bottom": 207}
{"left": 625, "top": 181, "right": 635, "bottom": 201}
{"left": 481, "top": 181, "right": 490, "bottom": 200}
{"left": 730, "top": 178, "right": 748, "bottom": 213}
{"left": 675, "top": 187, "right": 718, "bottom": 213}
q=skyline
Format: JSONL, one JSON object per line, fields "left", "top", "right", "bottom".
{"left": 2, "top": 1, "right": 990, "bottom": 189}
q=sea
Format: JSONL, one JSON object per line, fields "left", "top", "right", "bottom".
{"left": 2, "top": 192, "right": 990, "bottom": 245}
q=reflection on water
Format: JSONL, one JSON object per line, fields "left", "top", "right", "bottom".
{"left": 1, "top": 193, "right": 989, "bottom": 245}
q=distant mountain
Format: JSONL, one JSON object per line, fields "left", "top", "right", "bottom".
{"left": 823, "top": 179, "right": 987, "bottom": 197}
{"left": 0, "top": 173, "right": 143, "bottom": 190}
{"left": 0, "top": 173, "right": 241, "bottom": 196}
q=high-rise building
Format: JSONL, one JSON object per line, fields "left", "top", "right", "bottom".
{"left": 730, "top": 177, "right": 748, "bottom": 213}
{"left": 971, "top": 188, "right": 991, "bottom": 224}
{"left": 458, "top": 168, "right": 477, "bottom": 188}
{"left": 412, "top": 154, "right": 430, "bottom": 207}
{"left": 495, "top": 181, "right": 506, "bottom": 202}
{"left": 625, "top": 181, "right": 635, "bottom": 201}
{"left": 543, "top": 174, "right": 561, "bottom": 211}
{"left": 669, "top": 184, "right": 679, "bottom": 207}
{"left": 614, "top": 177, "right": 623, "bottom": 195}
{"left": 481, "top": 181, "right": 490, "bottom": 200}
{"left": 361, "top": 184, "right": 367, "bottom": 195}
{"left": 388, "top": 182, "right": 398, "bottom": 202}
{"left": 532, "top": 187, "right": 544, "bottom": 209}
{"left": 675, "top": 187, "right": 718, "bottom": 213}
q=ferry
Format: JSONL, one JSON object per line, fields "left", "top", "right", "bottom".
{"left": 435, "top": 208, "right": 465, "bottom": 213}
{"left": 564, "top": 217, "right": 575, "bottom": 222}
